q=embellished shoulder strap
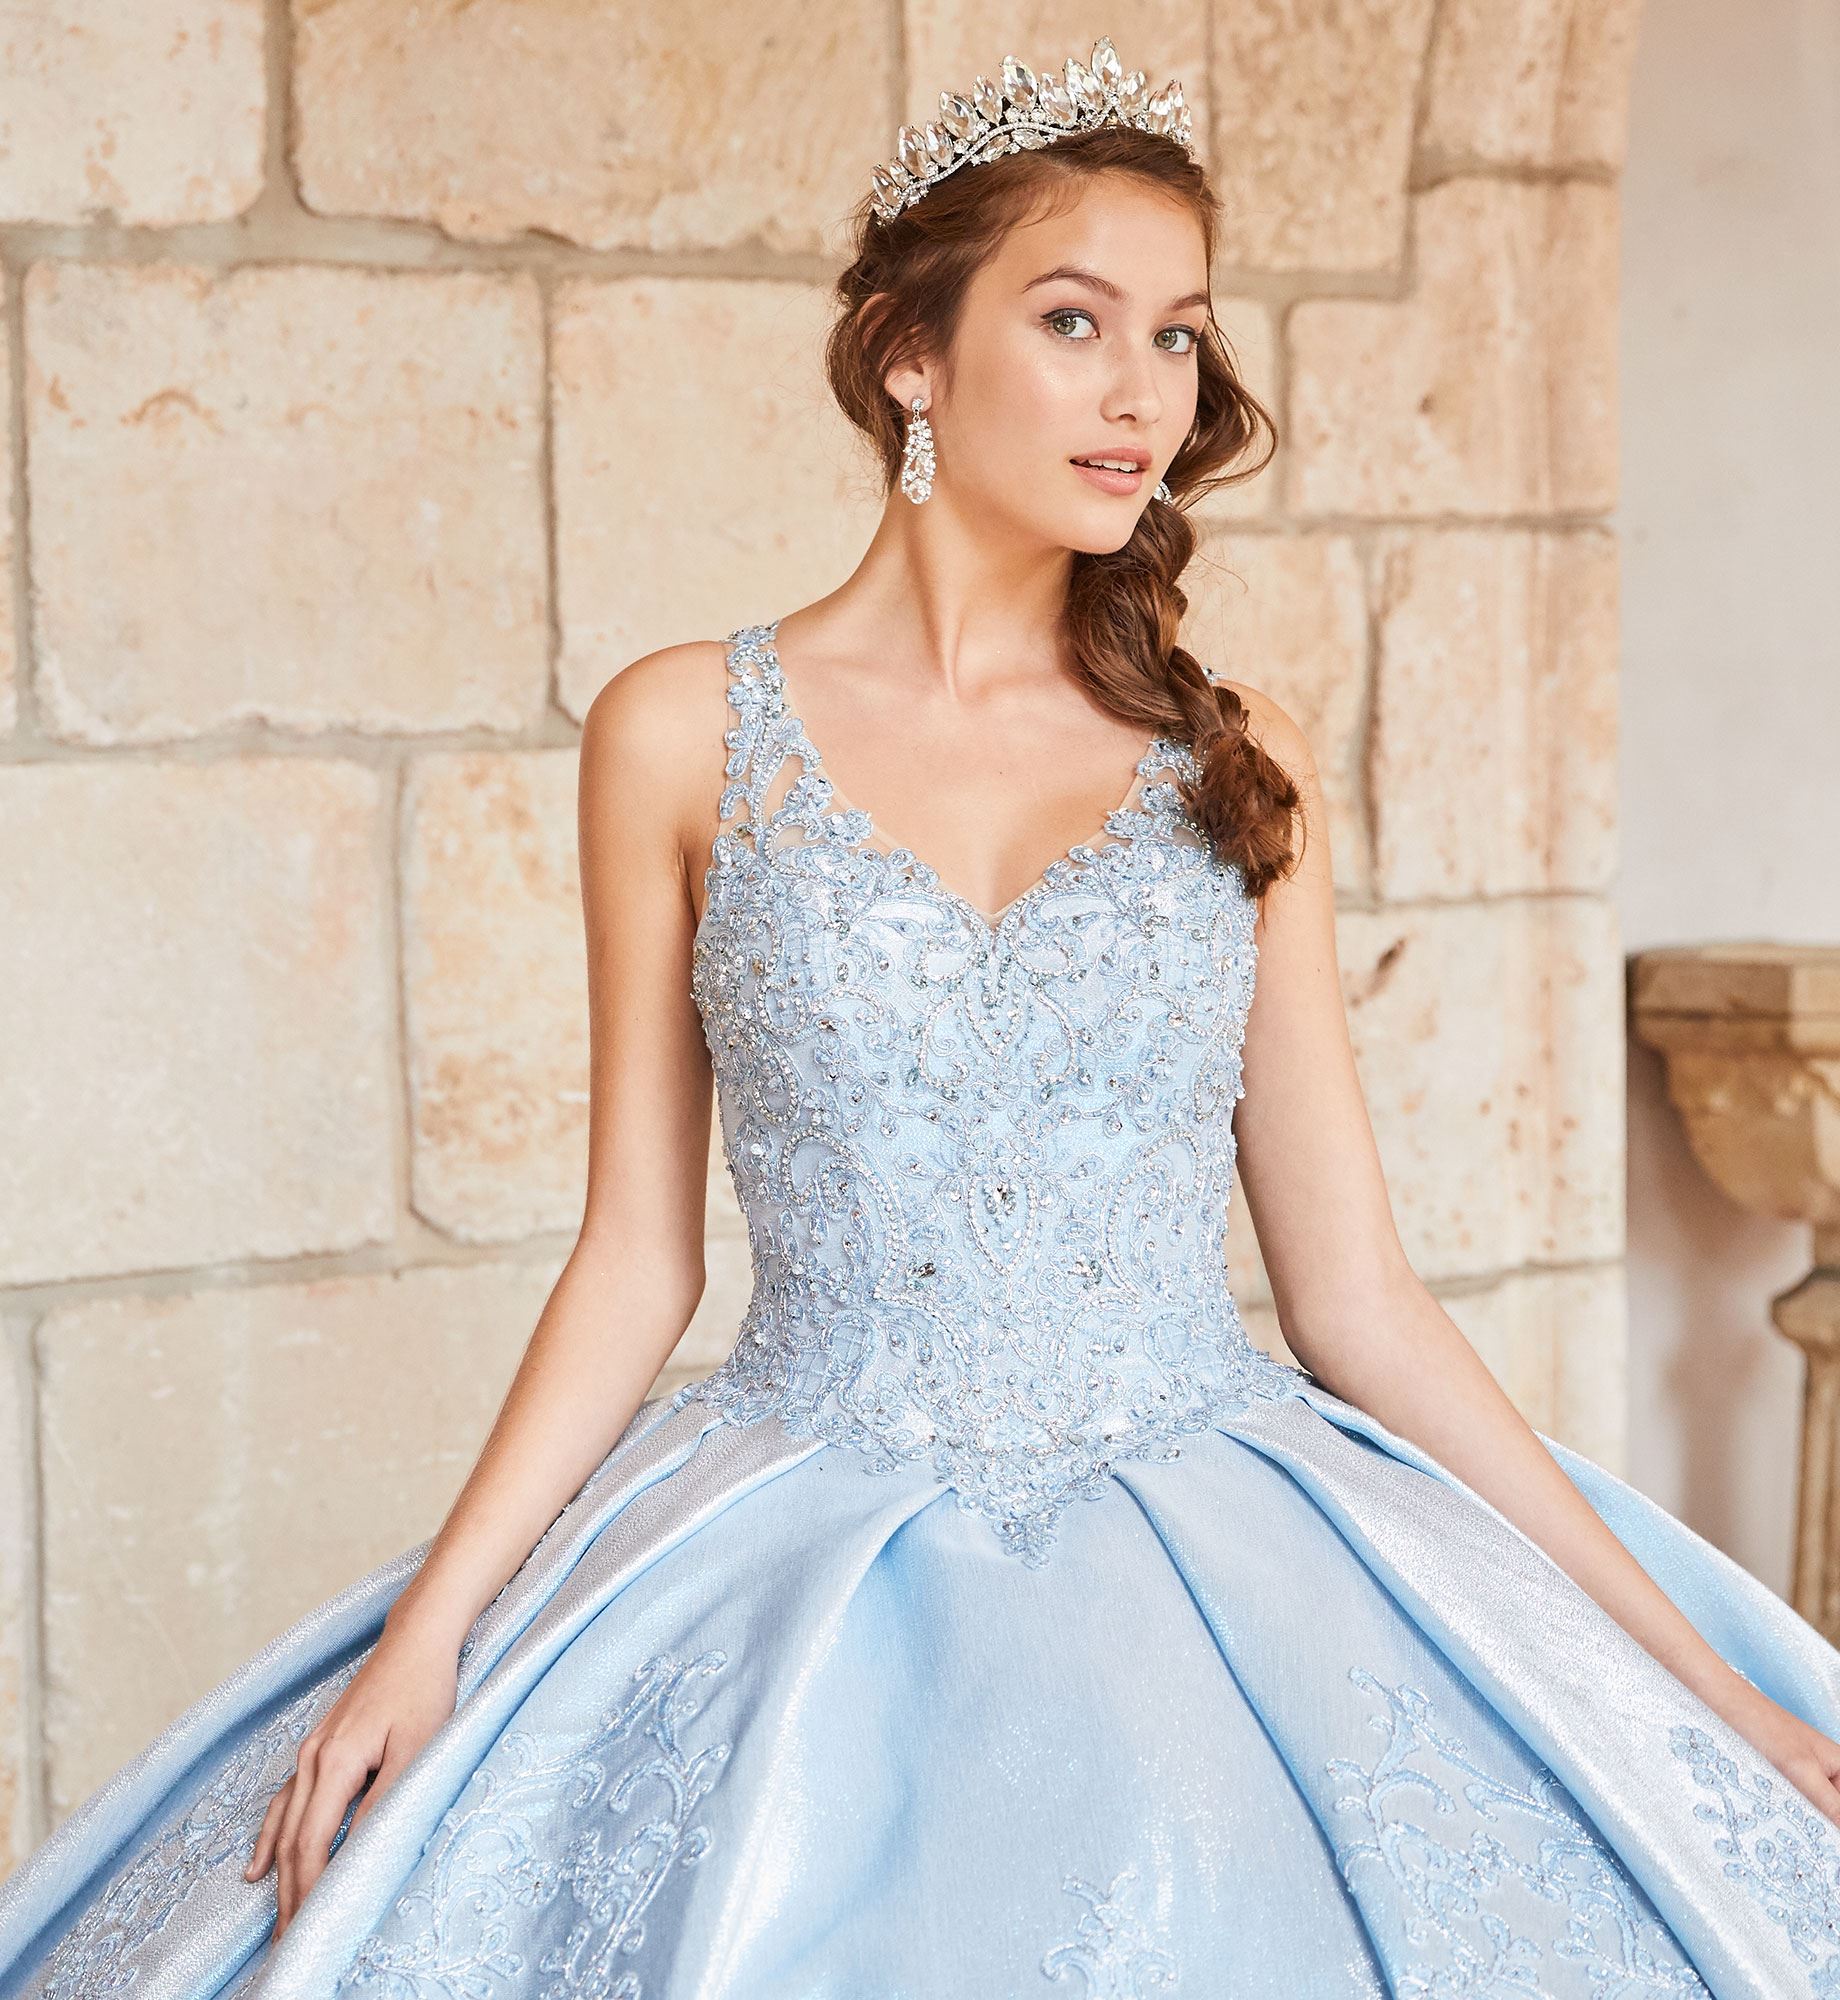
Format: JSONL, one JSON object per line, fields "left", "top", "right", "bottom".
{"left": 714, "top": 620, "right": 796, "bottom": 856}
{"left": 722, "top": 620, "right": 780, "bottom": 702}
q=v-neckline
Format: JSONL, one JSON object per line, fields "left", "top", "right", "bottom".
{"left": 758, "top": 619, "right": 1172, "bottom": 939}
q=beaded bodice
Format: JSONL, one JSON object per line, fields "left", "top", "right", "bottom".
{"left": 674, "top": 617, "right": 1307, "bottom": 1566}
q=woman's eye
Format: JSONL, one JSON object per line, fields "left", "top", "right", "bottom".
{"left": 1044, "top": 308, "right": 1200, "bottom": 356}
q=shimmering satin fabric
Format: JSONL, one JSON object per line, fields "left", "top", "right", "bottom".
{"left": 6, "top": 621, "right": 1840, "bottom": 1998}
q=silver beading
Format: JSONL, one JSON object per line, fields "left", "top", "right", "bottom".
{"left": 899, "top": 397, "right": 936, "bottom": 503}
{"left": 870, "top": 37, "right": 1194, "bottom": 224}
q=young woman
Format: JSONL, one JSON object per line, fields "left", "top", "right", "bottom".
{"left": 6, "top": 37, "right": 1840, "bottom": 2000}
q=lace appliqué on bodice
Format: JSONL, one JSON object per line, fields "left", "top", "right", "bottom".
{"left": 676, "top": 619, "right": 1307, "bottom": 1567}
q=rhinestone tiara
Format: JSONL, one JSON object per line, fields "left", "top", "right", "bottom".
{"left": 870, "top": 36, "right": 1194, "bottom": 224}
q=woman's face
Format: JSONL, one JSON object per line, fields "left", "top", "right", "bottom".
{"left": 900, "top": 175, "right": 1209, "bottom": 555}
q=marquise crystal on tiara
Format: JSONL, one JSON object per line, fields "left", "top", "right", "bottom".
{"left": 870, "top": 36, "right": 1194, "bottom": 223}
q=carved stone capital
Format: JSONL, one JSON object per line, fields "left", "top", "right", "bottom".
{"left": 1632, "top": 943, "right": 1840, "bottom": 1630}
{"left": 1631, "top": 944, "right": 1840, "bottom": 1226}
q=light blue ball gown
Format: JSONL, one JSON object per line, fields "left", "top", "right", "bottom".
{"left": 5, "top": 615, "right": 1840, "bottom": 1999}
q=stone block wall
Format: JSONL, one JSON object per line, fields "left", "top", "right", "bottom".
{"left": 0, "top": 0, "right": 1641, "bottom": 1858}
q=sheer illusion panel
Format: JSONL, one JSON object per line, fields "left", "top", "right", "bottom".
{"left": 700, "top": 657, "right": 1208, "bottom": 943}
{"left": 730, "top": 751, "right": 1209, "bottom": 920}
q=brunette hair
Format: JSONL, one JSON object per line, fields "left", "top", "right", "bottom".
{"left": 823, "top": 124, "right": 1303, "bottom": 900}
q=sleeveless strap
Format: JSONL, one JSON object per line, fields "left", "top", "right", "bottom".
{"left": 714, "top": 619, "right": 1213, "bottom": 894}
{"left": 715, "top": 620, "right": 794, "bottom": 859}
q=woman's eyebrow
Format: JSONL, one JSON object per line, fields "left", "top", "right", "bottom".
{"left": 1022, "top": 264, "right": 1210, "bottom": 312}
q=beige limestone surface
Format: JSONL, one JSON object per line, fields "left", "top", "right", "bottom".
{"left": 26, "top": 263, "right": 548, "bottom": 744}
{"left": 0, "top": 759, "right": 395, "bottom": 1288}
{"left": 0, "top": 0, "right": 264, "bottom": 226}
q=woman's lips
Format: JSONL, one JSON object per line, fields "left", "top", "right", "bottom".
{"left": 1070, "top": 458, "right": 1147, "bottom": 495}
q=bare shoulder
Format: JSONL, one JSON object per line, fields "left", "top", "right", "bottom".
{"left": 1216, "top": 676, "right": 1321, "bottom": 793}
{"left": 578, "top": 638, "right": 731, "bottom": 838}
{"left": 580, "top": 638, "right": 728, "bottom": 772}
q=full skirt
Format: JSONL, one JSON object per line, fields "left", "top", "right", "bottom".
{"left": 3, "top": 1376, "right": 1840, "bottom": 1999}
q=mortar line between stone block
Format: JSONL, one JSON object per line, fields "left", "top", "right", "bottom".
{"left": 1355, "top": 528, "right": 1382, "bottom": 899}
{"left": 1430, "top": 1253, "right": 1628, "bottom": 1298}
{"left": 1402, "top": 0, "right": 1451, "bottom": 212}
{"left": 537, "top": 277, "right": 566, "bottom": 727}
{"left": 4, "top": 261, "right": 40, "bottom": 751}
{"left": 265, "top": 0, "right": 298, "bottom": 210}
{"left": 386, "top": 757, "right": 419, "bottom": 1244}
{"left": 19, "top": 1311, "right": 49, "bottom": 1852}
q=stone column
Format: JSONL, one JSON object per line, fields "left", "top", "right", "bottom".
{"left": 1776, "top": 1231, "right": 1840, "bottom": 1631}
{"left": 1632, "top": 944, "right": 1840, "bottom": 1632}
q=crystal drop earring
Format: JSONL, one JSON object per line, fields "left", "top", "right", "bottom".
{"left": 899, "top": 395, "right": 936, "bottom": 504}
{"left": 1153, "top": 478, "right": 1172, "bottom": 503}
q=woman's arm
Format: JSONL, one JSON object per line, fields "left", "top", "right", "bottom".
{"left": 1227, "top": 684, "right": 1840, "bottom": 1825}
{"left": 250, "top": 642, "right": 725, "bottom": 1933}
{"left": 375, "top": 647, "right": 720, "bottom": 1657}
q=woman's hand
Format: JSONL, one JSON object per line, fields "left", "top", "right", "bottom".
{"left": 1711, "top": 1670, "right": 1840, "bottom": 1829}
{"left": 244, "top": 1619, "right": 462, "bottom": 1944}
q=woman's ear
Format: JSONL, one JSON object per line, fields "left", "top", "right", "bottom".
{"left": 887, "top": 379, "right": 930, "bottom": 417}
{"left": 882, "top": 351, "right": 929, "bottom": 414}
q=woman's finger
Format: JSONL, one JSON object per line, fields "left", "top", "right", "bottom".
{"left": 345, "top": 1749, "right": 401, "bottom": 1835}
{"left": 272, "top": 1737, "right": 323, "bottom": 1937}
{"left": 244, "top": 1773, "right": 291, "bottom": 1882}
{"left": 283, "top": 1742, "right": 375, "bottom": 1917}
